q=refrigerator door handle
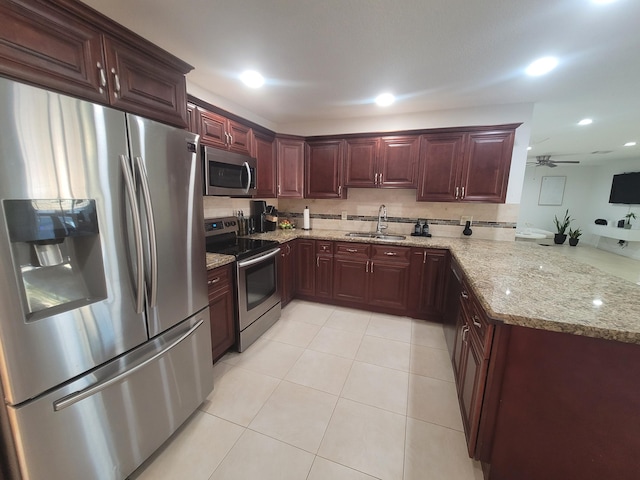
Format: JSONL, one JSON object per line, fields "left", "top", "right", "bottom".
{"left": 135, "top": 156, "right": 158, "bottom": 309}
{"left": 120, "top": 154, "right": 145, "bottom": 314}
{"left": 53, "top": 319, "right": 204, "bottom": 411}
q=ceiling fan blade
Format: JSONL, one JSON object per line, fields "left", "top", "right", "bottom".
{"left": 547, "top": 163, "right": 558, "bottom": 168}
{"left": 551, "top": 160, "right": 580, "bottom": 164}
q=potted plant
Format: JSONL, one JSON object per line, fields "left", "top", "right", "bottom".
{"left": 624, "top": 212, "right": 636, "bottom": 229}
{"left": 553, "top": 209, "right": 572, "bottom": 244}
{"left": 568, "top": 227, "right": 582, "bottom": 246}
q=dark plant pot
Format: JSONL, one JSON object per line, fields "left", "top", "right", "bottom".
{"left": 554, "top": 233, "right": 567, "bottom": 245}
{"left": 569, "top": 238, "right": 579, "bottom": 246}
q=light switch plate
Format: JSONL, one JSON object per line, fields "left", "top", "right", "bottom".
{"left": 341, "top": 210, "right": 348, "bottom": 220}
{"left": 460, "top": 216, "right": 473, "bottom": 226}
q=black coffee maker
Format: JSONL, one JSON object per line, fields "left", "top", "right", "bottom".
{"left": 250, "top": 200, "right": 267, "bottom": 233}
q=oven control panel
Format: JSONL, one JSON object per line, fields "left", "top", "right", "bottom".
{"left": 204, "top": 217, "right": 238, "bottom": 236}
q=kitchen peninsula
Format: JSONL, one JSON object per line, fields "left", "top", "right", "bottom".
{"left": 210, "top": 230, "right": 640, "bottom": 480}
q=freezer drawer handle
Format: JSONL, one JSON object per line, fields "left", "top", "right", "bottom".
{"left": 53, "top": 320, "right": 204, "bottom": 412}
{"left": 135, "top": 156, "right": 158, "bottom": 308}
{"left": 120, "top": 154, "right": 145, "bottom": 314}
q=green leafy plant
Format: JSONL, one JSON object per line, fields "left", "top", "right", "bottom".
{"left": 569, "top": 227, "right": 582, "bottom": 239}
{"left": 625, "top": 212, "right": 636, "bottom": 225}
{"left": 553, "top": 209, "right": 572, "bottom": 235}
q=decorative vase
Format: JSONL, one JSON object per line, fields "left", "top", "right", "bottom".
{"left": 624, "top": 223, "right": 632, "bottom": 230}
{"left": 569, "top": 238, "right": 579, "bottom": 246}
{"left": 554, "top": 233, "right": 567, "bottom": 245}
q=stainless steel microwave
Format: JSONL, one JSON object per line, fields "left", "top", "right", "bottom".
{"left": 202, "top": 145, "right": 257, "bottom": 196}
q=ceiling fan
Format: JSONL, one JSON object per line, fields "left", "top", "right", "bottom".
{"left": 526, "top": 155, "right": 580, "bottom": 168}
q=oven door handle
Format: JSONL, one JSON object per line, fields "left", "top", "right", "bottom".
{"left": 237, "top": 248, "right": 280, "bottom": 268}
{"left": 242, "top": 161, "right": 252, "bottom": 194}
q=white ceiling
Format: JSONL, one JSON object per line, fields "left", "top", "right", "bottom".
{"left": 83, "top": 0, "right": 640, "bottom": 166}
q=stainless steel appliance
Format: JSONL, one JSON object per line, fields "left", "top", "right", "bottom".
{"left": 204, "top": 217, "right": 281, "bottom": 351}
{"left": 0, "top": 77, "right": 213, "bottom": 480}
{"left": 202, "top": 145, "right": 257, "bottom": 196}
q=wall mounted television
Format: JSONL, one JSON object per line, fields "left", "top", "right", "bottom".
{"left": 609, "top": 172, "right": 640, "bottom": 204}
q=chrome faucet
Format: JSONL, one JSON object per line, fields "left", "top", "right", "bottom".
{"left": 376, "top": 204, "right": 388, "bottom": 234}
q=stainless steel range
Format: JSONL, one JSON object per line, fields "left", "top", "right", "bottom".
{"left": 205, "top": 217, "right": 281, "bottom": 351}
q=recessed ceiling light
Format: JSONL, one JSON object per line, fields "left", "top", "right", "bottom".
{"left": 624, "top": 142, "right": 637, "bottom": 147}
{"left": 527, "top": 146, "right": 532, "bottom": 151}
{"left": 593, "top": 299, "right": 603, "bottom": 307}
{"left": 525, "top": 57, "right": 558, "bottom": 76}
{"left": 375, "top": 93, "right": 395, "bottom": 107}
{"left": 239, "top": 70, "right": 264, "bottom": 88}
{"left": 578, "top": 118, "right": 593, "bottom": 126}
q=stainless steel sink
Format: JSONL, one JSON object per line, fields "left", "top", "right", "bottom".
{"left": 345, "top": 232, "right": 406, "bottom": 241}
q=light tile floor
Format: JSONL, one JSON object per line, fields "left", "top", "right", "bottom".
{"left": 130, "top": 300, "right": 484, "bottom": 480}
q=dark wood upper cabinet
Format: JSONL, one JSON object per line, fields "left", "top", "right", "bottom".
{"left": 253, "top": 132, "right": 277, "bottom": 198}
{"left": 276, "top": 136, "right": 305, "bottom": 198}
{"left": 186, "top": 102, "right": 197, "bottom": 133}
{"left": 460, "top": 130, "right": 514, "bottom": 203}
{"left": 344, "top": 135, "right": 418, "bottom": 188}
{"left": 198, "top": 109, "right": 252, "bottom": 155}
{"left": 0, "top": 1, "right": 107, "bottom": 103}
{"left": 417, "top": 133, "right": 465, "bottom": 202}
{"left": 378, "top": 136, "right": 419, "bottom": 187}
{"left": 344, "top": 138, "right": 379, "bottom": 187}
{"left": 102, "top": 36, "right": 188, "bottom": 127}
{"left": 0, "top": 0, "right": 192, "bottom": 128}
{"left": 417, "top": 127, "right": 515, "bottom": 203}
{"left": 305, "top": 139, "right": 345, "bottom": 199}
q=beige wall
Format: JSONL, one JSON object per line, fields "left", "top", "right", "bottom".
{"left": 279, "top": 189, "right": 518, "bottom": 241}
{"left": 202, "top": 190, "right": 517, "bottom": 241}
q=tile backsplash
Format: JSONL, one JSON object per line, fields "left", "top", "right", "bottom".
{"left": 203, "top": 189, "right": 518, "bottom": 241}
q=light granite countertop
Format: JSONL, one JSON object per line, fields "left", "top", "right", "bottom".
{"left": 206, "top": 252, "right": 235, "bottom": 270}
{"left": 246, "top": 229, "right": 640, "bottom": 345}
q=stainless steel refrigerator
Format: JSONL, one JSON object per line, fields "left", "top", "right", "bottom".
{"left": 0, "top": 77, "right": 213, "bottom": 480}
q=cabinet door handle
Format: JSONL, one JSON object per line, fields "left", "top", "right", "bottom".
{"left": 374, "top": 173, "right": 379, "bottom": 185}
{"left": 472, "top": 316, "right": 482, "bottom": 328}
{"left": 229, "top": 133, "right": 234, "bottom": 145}
{"left": 287, "top": 244, "right": 291, "bottom": 254}
{"left": 455, "top": 186, "right": 459, "bottom": 199}
{"left": 370, "top": 261, "right": 374, "bottom": 273}
{"left": 278, "top": 184, "right": 281, "bottom": 195}
{"left": 97, "top": 62, "right": 107, "bottom": 92}
{"left": 316, "top": 255, "right": 320, "bottom": 267}
{"left": 423, "top": 251, "right": 427, "bottom": 264}
{"left": 346, "top": 248, "right": 358, "bottom": 253}
{"left": 384, "top": 251, "right": 397, "bottom": 256}
{"left": 379, "top": 173, "right": 383, "bottom": 184}
{"left": 338, "top": 185, "right": 342, "bottom": 196}
{"left": 208, "top": 277, "right": 221, "bottom": 286}
{"left": 461, "top": 186, "right": 465, "bottom": 199}
{"left": 462, "top": 325, "right": 469, "bottom": 342}
{"left": 461, "top": 291, "right": 469, "bottom": 299}
{"left": 111, "top": 68, "right": 121, "bottom": 96}
{"left": 365, "top": 260, "right": 369, "bottom": 273}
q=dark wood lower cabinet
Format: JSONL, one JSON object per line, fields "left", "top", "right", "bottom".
{"left": 408, "top": 248, "right": 449, "bottom": 320}
{"left": 207, "top": 264, "right": 236, "bottom": 363}
{"left": 295, "top": 239, "right": 315, "bottom": 297}
{"left": 332, "top": 257, "right": 369, "bottom": 303}
{"left": 278, "top": 241, "right": 296, "bottom": 308}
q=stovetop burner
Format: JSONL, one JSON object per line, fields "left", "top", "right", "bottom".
{"left": 204, "top": 216, "right": 279, "bottom": 260}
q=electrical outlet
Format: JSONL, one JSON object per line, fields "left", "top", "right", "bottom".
{"left": 460, "top": 216, "right": 473, "bottom": 226}
{"left": 341, "top": 210, "right": 348, "bottom": 221}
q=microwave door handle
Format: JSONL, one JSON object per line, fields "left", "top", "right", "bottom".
{"left": 237, "top": 248, "right": 280, "bottom": 268}
{"left": 242, "top": 161, "right": 252, "bottom": 194}
{"left": 135, "top": 156, "right": 158, "bottom": 308}
{"left": 120, "top": 155, "right": 145, "bottom": 314}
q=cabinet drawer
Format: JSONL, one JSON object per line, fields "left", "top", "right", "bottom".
{"left": 371, "top": 244, "right": 411, "bottom": 262}
{"left": 316, "top": 241, "right": 334, "bottom": 254}
{"left": 334, "top": 242, "right": 370, "bottom": 258}
{"left": 207, "top": 264, "right": 233, "bottom": 295}
{"left": 459, "top": 286, "right": 492, "bottom": 355}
